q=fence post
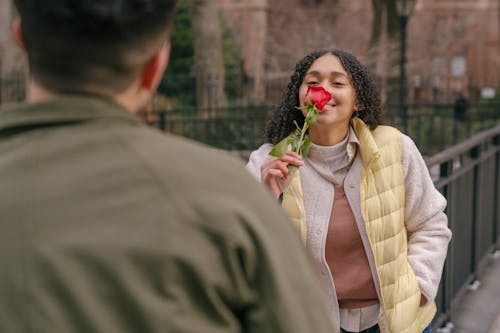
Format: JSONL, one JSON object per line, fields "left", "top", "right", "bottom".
{"left": 470, "top": 145, "right": 481, "bottom": 272}
{"left": 493, "top": 135, "right": 500, "bottom": 245}
{"left": 439, "top": 159, "right": 453, "bottom": 315}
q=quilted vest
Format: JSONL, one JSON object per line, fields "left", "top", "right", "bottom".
{"left": 282, "top": 117, "right": 436, "bottom": 333}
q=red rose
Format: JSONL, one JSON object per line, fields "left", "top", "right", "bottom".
{"left": 269, "top": 85, "right": 332, "bottom": 161}
{"left": 305, "top": 85, "right": 331, "bottom": 111}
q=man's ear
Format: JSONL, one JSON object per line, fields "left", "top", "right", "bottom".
{"left": 11, "top": 17, "right": 26, "bottom": 52}
{"left": 141, "top": 42, "right": 171, "bottom": 93}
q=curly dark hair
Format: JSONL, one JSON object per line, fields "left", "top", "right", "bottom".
{"left": 264, "top": 49, "right": 383, "bottom": 144}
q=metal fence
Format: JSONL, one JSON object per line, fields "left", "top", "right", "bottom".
{"left": 427, "top": 124, "right": 500, "bottom": 329}
{"left": 385, "top": 102, "right": 500, "bottom": 155}
{"left": 0, "top": 73, "right": 26, "bottom": 104}
{"left": 151, "top": 103, "right": 500, "bottom": 156}
{"left": 1, "top": 74, "right": 497, "bottom": 156}
{"left": 149, "top": 106, "right": 272, "bottom": 151}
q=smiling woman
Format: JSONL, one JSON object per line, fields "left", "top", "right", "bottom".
{"left": 245, "top": 49, "right": 452, "bottom": 333}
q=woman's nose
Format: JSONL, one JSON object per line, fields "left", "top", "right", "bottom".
{"left": 321, "top": 83, "right": 335, "bottom": 96}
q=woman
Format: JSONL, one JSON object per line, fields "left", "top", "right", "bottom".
{"left": 246, "top": 49, "right": 452, "bottom": 333}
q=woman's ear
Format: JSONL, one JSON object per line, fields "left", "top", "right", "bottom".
{"left": 11, "top": 17, "right": 26, "bottom": 52}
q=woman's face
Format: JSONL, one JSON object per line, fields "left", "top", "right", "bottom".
{"left": 298, "top": 54, "right": 357, "bottom": 132}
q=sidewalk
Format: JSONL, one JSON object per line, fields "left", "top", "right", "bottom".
{"left": 442, "top": 250, "right": 500, "bottom": 333}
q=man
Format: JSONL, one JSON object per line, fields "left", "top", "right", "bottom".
{"left": 0, "top": 1, "right": 334, "bottom": 332}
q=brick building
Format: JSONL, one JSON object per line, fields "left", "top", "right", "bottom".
{"left": 1, "top": 0, "right": 498, "bottom": 105}
{"left": 409, "top": 0, "right": 500, "bottom": 102}
{"left": 217, "top": 0, "right": 500, "bottom": 104}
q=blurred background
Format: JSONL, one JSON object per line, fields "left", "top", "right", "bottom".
{"left": 1, "top": 0, "right": 499, "bottom": 154}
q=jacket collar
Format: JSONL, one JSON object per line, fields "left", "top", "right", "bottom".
{"left": 351, "top": 117, "right": 381, "bottom": 166}
{"left": 0, "top": 95, "right": 142, "bottom": 132}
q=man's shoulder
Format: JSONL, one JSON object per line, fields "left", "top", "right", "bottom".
{"left": 117, "top": 126, "right": 262, "bottom": 195}
{"left": 123, "top": 126, "right": 245, "bottom": 171}
{"left": 120, "top": 126, "right": 294, "bottom": 238}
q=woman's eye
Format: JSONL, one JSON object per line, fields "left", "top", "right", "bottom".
{"left": 306, "top": 81, "right": 318, "bottom": 85}
{"left": 332, "top": 81, "right": 345, "bottom": 86}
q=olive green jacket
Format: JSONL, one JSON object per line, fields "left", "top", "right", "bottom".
{"left": 0, "top": 96, "right": 334, "bottom": 333}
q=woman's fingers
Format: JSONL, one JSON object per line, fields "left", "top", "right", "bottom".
{"left": 262, "top": 160, "right": 288, "bottom": 180}
{"left": 261, "top": 167, "right": 286, "bottom": 199}
{"left": 265, "top": 168, "right": 285, "bottom": 179}
{"left": 275, "top": 160, "right": 290, "bottom": 176}
{"left": 259, "top": 153, "right": 304, "bottom": 198}
{"left": 261, "top": 156, "right": 280, "bottom": 169}
{"left": 260, "top": 154, "right": 303, "bottom": 182}
{"left": 281, "top": 151, "right": 304, "bottom": 166}
{"left": 261, "top": 152, "right": 303, "bottom": 171}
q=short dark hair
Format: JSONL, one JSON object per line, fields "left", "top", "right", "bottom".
{"left": 264, "top": 49, "right": 383, "bottom": 144}
{"left": 14, "top": 0, "right": 178, "bottom": 95}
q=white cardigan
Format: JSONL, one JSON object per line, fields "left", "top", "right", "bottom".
{"left": 246, "top": 127, "right": 452, "bottom": 332}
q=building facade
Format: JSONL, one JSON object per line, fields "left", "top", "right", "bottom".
{"left": 410, "top": 0, "right": 500, "bottom": 102}
{"left": 1, "top": 0, "right": 498, "bottom": 105}
{"left": 218, "top": 0, "right": 500, "bottom": 104}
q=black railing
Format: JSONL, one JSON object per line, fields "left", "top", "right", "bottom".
{"left": 149, "top": 106, "right": 272, "bottom": 150}
{"left": 0, "top": 74, "right": 26, "bottom": 104}
{"left": 426, "top": 124, "right": 500, "bottom": 330}
{"left": 151, "top": 103, "right": 500, "bottom": 156}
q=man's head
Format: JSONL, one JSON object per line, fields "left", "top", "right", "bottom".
{"left": 13, "top": 0, "right": 178, "bottom": 99}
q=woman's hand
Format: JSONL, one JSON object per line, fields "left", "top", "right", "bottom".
{"left": 260, "top": 151, "right": 304, "bottom": 199}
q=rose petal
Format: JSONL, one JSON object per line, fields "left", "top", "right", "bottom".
{"left": 305, "top": 86, "right": 332, "bottom": 111}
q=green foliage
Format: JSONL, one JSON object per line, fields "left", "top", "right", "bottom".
{"left": 269, "top": 135, "right": 295, "bottom": 157}
{"left": 221, "top": 16, "right": 243, "bottom": 101}
{"left": 158, "top": 0, "right": 195, "bottom": 106}
{"left": 157, "top": 0, "right": 244, "bottom": 108}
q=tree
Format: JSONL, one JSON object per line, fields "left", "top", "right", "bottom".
{"left": 370, "top": 0, "right": 400, "bottom": 45}
{"left": 369, "top": 0, "right": 402, "bottom": 105}
{"left": 188, "top": 0, "right": 227, "bottom": 116}
{"left": 158, "top": 0, "right": 195, "bottom": 107}
{"left": 221, "top": 18, "right": 243, "bottom": 103}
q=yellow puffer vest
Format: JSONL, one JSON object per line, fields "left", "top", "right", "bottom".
{"left": 282, "top": 117, "right": 436, "bottom": 333}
